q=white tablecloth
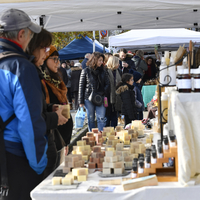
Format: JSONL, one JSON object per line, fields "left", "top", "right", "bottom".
{"left": 31, "top": 163, "right": 200, "bottom": 200}
{"left": 168, "top": 91, "right": 200, "bottom": 186}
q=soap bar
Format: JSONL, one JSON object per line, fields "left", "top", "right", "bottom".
{"left": 52, "top": 177, "right": 62, "bottom": 185}
{"left": 93, "top": 146, "right": 101, "bottom": 152}
{"left": 114, "top": 162, "right": 124, "bottom": 168}
{"left": 87, "top": 132, "right": 94, "bottom": 137}
{"left": 77, "top": 175, "right": 87, "bottom": 182}
{"left": 110, "top": 156, "right": 118, "bottom": 162}
{"left": 62, "top": 177, "right": 73, "bottom": 185}
{"left": 122, "top": 175, "right": 158, "bottom": 191}
{"left": 72, "top": 168, "right": 88, "bottom": 176}
{"left": 103, "top": 168, "right": 111, "bottom": 175}
{"left": 82, "top": 155, "right": 88, "bottom": 161}
{"left": 105, "top": 151, "right": 116, "bottom": 157}
{"left": 106, "top": 147, "right": 115, "bottom": 151}
{"left": 108, "top": 135, "right": 115, "bottom": 140}
{"left": 114, "top": 168, "right": 124, "bottom": 174}
{"left": 77, "top": 140, "right": 86, "bottom": 146}
{"left": 115, "top": 126, "right": 123, "bottom": 132}
{"left": 92, "top": 128, "right": 99, "bottom": 133}
{"left": 97, "top": 163, "right": 103, "bottom": 168}
{"left": 124, "top": 162, "right": 132, "bottom": 168}
{"left": 103, "top": 162, "right": 110, "bottom": 168}
{"left": 124, "top": 141, "right": 130, "bottom": 145}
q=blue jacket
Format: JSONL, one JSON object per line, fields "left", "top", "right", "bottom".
{"left": 133, "top": 82, "right": 144, "bottom": 112}
{"left": 0, "top": 38, "right": 48, "bottom": 174}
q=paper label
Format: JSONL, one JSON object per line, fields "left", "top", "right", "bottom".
{"left": 194, "top": 79, "right": 200, "bottom": 89}
{"left": 131, "top": 173, "right": 137, "bottom": 178}
{"left": 179, "top": 79, "right": 191, "bottom": 89}
{"left": 158, "top": 153, "right": 163, "bottom": 158}
{"left": 163, "top": 144, "right": 169, "bottom": 150}
{"left": 138, "top": 167, "right": 144, "bottom": 174}
{"left": 145, "top": 163, "right": 151, "bottom": 168}
{"left": 170, "top": 142, "right": 176, "bottom": 147}
{"left": 191, "top": 77, "right": 194, "bottom": 90}
{"left": 151, "top": 158, "right": 157, "bottom": 164}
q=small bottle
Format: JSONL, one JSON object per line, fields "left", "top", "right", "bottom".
{"left": 145, "top": 152, "right": 151, "bottom": 168}
{"left": 163, "top": 136, "right": 169, "bottom": 150}
{"left": 176, "top": 69, "right": 183, "bottom": 91}
{"left": 131, "top": 162, "right": 138, "bottom": 178}
{"left": 151, "top": 150, "right": 157, "bottom": 164}
{"left": 169, "top": 135, "right": 176, "bottom": 147}
{"left": 193, "top": 68, "right": 200, "bottom": 92}
{"left": 179, "top": 69, "right": 191, "bottom": 93}
{"left": 138, "top": 154, "right": 144, "bottom": 160}
{"left": 157, "top": 146, "right": 163, "bottom": 158}
{"left": 151, "top": 144, "right": 156, "bottom": 151}
{"left": 138, "top": 161, "right": 144, "bottom": 174}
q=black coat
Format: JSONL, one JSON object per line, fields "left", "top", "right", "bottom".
{"left": 116, "top": 83, "right": 137, "bottom": 120}
{"left": 119, "top": 57, "right": 136, "bottom": 74}
{"left": 71, "top": 67, "right": 82, "bottom": 92}
{"left": 78, "top": 66, "right": 110, "bottom": 104}
{"left": 46, "top": 83, "right": 73, "bottom": 146}
{"left": 59, "top": 67, "right": 68, "bottom": 86}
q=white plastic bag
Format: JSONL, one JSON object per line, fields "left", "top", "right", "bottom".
{"left": 75, "top": 107, "right": 86, "bottom": 128}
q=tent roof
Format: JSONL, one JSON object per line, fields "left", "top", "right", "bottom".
{"left": 109, "top": 28, "right": 200, "bottom": 50}
{"left": 58, "top": 35, "right": 108, "bottom": 60}
{"left": 1, "top": 1, "right": 200, "bottom": 32}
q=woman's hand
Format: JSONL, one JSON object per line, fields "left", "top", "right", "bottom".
{"left": 52, "top": 104, "right": 59, "bottom": 112}
{"left": 79, "top": 104, "right": 84, "bottom": 107}
{"left": 55, "top": 106, "right": 68, "bottom": 125}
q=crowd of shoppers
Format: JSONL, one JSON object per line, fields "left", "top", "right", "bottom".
{"left": 0, "top": 8, "right": 159, "bottom": 200}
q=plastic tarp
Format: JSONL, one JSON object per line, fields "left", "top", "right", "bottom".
{"left": 109, "top": 28, "right": 200, "bottom": 50}
{"left": 1, "top": 1, "right": 200, "bottom": 32}
{"left": 58, "top": 35, "right": 108, "bottom": 60}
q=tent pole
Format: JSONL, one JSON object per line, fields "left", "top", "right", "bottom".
{"left": 93, "top": 31, "right": 95, "bottom": 52}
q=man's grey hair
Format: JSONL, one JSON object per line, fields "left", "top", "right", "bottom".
{"left": 85, "top": 53, "right": 91, "bottom": 59}
{"left": 136, "top": 50, "right": 144, "bottom": 58}
{"left": 0, "top": 27, "right": 30, "bottom": 40}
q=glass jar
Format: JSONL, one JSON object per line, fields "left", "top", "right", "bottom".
{"left": 193, "top": 68, "right": 200, "bottom": 92}
{"left": 179, "top": 69, "right": 191, "bottom": 93}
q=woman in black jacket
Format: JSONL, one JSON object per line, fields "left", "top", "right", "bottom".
{"left": 27, "top": 28, "right": 68, "bottom": 178}
{"left": 78, "top": 52, "right": 110, "bottom": 132}
{"left": 116, "top": 73, "right": 137, "bottom": 126}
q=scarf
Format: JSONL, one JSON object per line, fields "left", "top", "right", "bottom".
{"left": 41, "top": 71, "right": 68, "bottom": 104}
{"left": 90, "top": 66, "right": 104, "bottom": 92}
{"left": 107, "top": 69, "right": 121, "bottom": 104}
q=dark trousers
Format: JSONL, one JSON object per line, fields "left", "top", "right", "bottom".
{"left": 137, "top": 111, "right": 143, "bottom": 120}
{"left": 0, "top": 151, "right": 44, "bottom": 200}
{"left": 124, "top": 115, "right": 132, "bottom": 126}
{"left": 74, "top": 91, "right": 79, "bottom": 110}
{"left": 67, "top": 87, "right": 72, "bottom": 103}
{"left": 105, "top": 106, "right": 118, "bottom": 128}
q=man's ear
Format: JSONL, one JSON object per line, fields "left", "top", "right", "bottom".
{"left": 17, "top": 29, "right": 25, "bottom": 41}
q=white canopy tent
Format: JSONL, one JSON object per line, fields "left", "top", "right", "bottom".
{"left": 1, "top": 1, "right": 200, "bottom": 32}
{"left": 109, "top": 28, "right": 200, "bottom": 51}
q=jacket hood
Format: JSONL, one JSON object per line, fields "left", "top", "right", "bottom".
{"left": 116, "top": 84, "right": 128, "bottom": 95}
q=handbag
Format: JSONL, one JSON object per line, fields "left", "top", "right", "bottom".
{"left": 53, "top": 128, "right": 66, "bottom": 151}
{"left": 88, "top": 91, "right": 103, "bottom": 106}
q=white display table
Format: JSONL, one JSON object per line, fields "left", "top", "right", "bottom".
{"left": 168, "top": 91, "right": 200, "bottom": 185}
{"left": 31, "top": 163, "right": 200, "bottom": 200}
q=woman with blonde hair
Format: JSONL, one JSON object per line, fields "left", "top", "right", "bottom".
{"left": 105, "top": 56, "right": 121, "bottom": 127}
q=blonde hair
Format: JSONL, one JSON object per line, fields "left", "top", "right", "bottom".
{"left": 106, "top": 56, "right": 119, "bottom": 70}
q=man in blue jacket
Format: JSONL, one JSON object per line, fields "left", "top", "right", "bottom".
{"left": 0, "top": 9, "right": 47, "bottom": 200}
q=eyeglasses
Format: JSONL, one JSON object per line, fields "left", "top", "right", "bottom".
{"left": 48, "top": 57, "right": 60, "bottom": 63}
{"left": 41, "top": 46, "right": 50, "bottom": 53}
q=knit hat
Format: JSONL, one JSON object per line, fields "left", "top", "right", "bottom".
{"left": 61, "top": 60, "right": 66, "bottom": 65}
{"left": 45, "top": 45, "right": 57, "bottom": 60}
{"left": 133, "top": 71, "right": 142, "bottom": 82}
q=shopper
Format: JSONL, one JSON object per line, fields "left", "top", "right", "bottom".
{"left": 59, "top": 60, "right": 69, "bottom": 86}
{"left": 27, "top": 29, "right": 68, "bottom": 178}
{"left": 66, "top": 61, "right": 72, "bottom": 109}
{"left": 116, "top": 73, "right": 137, "bottom": 126}
{"left": 78, "top": 52, "right": 110, "bottom": 131}
{"left": 118, "top": 48, "right": 136, "bottom": 74}
{"left": 0, "top": 8, "right": 47, "bottom": 200}
{"left": 41, "top": 45, "right": 73, "bottom": 164}
{"left": 105, "top": 56, "right": 121, "bottom": 127}
{"left": 133, "top": 71, "right": 144, "bottom": 120}
{"left": 82, "top": 53, "right": 91, "bottom": 69}
{"left": 71, "top": 62, "right": 82, "bottom": 110}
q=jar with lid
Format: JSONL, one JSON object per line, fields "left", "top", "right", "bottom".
{"left": 179, "top": 69, "right": 191, "bottom": 93}
{"left": 193, "top": 68, "right": 200, "bottom": 92}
